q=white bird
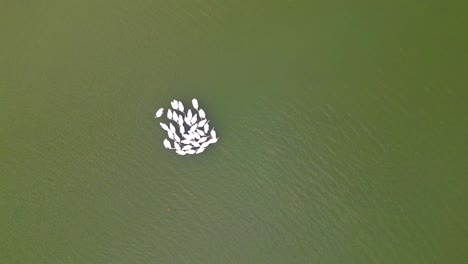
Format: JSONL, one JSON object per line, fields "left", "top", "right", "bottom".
{"left": 163, "top": 139, "right": 172, "bottom": 149}
{"left": 191, "top": 141, "right": 201, "bottom": 147}
{"left": 196, "top": 147, "right": 205, "bottom": 154}
{"left": 177, "top": 117, "right": 184, "bottom": 126}
{"left": 160, "top": 123, "right": 169, "bottom": 131}
{"left": 190, "top": 124, "right": 198, "bottom": 133}
{"left": 186, "top": 149, "right": 196, "bottom": 155}
{"left": 207, "top": 137, "right": 218, "bottom": 144}
{"left": 181, "top": 139, "right": 192, "bottom": 145}
{"left": 174, "top": 134, "right": 181, "bottom": 142}
{"left": 210, "top": 128, "right": 217, "bottom": 139}
{"left": 167, "top": 131, "right": 174, "bottom": 140}
{"left": 198, "top": 119, "right": 208, "bottom": 127}
{"left": 176, "top": 150, "right": 187, "bottom": 156}
{"left": 154, "top": 108, "right": 164, "bottom": 118}
{"left": 192, "top": 98, "right": 199, "bottom": 110}
{"left": 167, "top": 109, "right": 173, "bottom": 120}
{"left": 190, "top": 114, "right": 198, "bottom": 125}
{"left": 171, "top": 100, "right": 179, "bottom": 110}
{"left": 201, "top": 141, "right": 210, "bottom": 148}
{"left": 193, "top": 132, "right": 201, "bottom": 140}
{"left": 204, "top": 123, "right": 209, "bottom": 133}
{"left": 178, "top": 101, "right": 184, "bottom": 112}
{"left": 174, "top": 142, "right": 181, "bottom": 151}
{"left": 169, "top": 123, "right": 176, "bottom": 134}
{"left": 187, "top": 109, "right": 193, "bottom": 122}
{"left": 173, "top": 112, "right": 179, "bottom": 122}
{"left": 199, "top": 109, "right": 206, "bottom": 119}
{"left": 198, "top": 136, "right": 208, "bottom": 143}
{"left": 179, "top": 125, "right": 185, "bottom": 134}
{"left": 196, "top": 129, "right": 205, "bottom": 136}
{"left": 184, "top": 116, "right": 191, "bottom": 126}
{"left": 182, "top": 145, "right": 192, "bottom": 151}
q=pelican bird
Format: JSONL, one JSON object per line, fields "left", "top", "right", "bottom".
{"left": 174, "top": 142, "right": 181, "bottom": 151}
{"left": 204, "top": 123, "right": 209, "bottom": 133}
{"left": 193, "top": 132, "right": 201, "bottom": 140}
{"left": 182, "top": 145, "right": 192, "bottom": 151}
{"left": 178, "top": 101, "right": 184, "bottom": 112}
{"left": 207, "top": 137, "right": 218, "bottom": 144}
{"left": 192, "top": 98, "right": 199, "bottom": 110}
{"left": 196, "top": 147, "right": 205, "bottom": 154}
{"left": 169, "top": 123, "right": 176, "bottom": 134}
{"left": 160, "top": 123, "right": 169, "bottom": 131}
{"left": 190, "top": 114, "right": 198, "bottom": 125}
{"left": 176, "top": 150, "right": 187, "bottom": 156}
{"left": 177, "top": 117, "right": 184, "bottom": 127}
{"left": 186, "top": 149, "right": 196, "bottom": 155}
{"left": 191, "top": 141, "right": 201, "bottom": 147}
{"left": 196, "top": 129, "right": 205, "bottom": 136}
{"left": 163, "top": 139, "right": 172, "bottom": 149}
{"left": 198, "top": 119, "right": 208, "bottom": 127}
{"left": 179, "top": 125, "right": 185, "bottom": 134}
{"left": 174, "top": 134, "right": 181, "bottom": 143}
{"left": 181, "top": 139, "right": 192, "bottom": 145}
{"left": 154, "top": 108, "right": 164, "bottom": 118}
{"left": 198, "top": 136, "right": 208, "bottom": 143}
{"left": 190, "top": 124, "right": 198, "bottom": 133}
{"left": 199, "top": 109, "right": 206, "bottom": 119}
{"left": 201, "top": 141, "right": 210, "bottom": 148}
{"left": 167, "top": 109, "right": 173, "bottom": 120}
{"left": 167, "top": 131, "right": 174, "bottom": 140}
{"left": 173, "top": 112, "right": 179, "bottom": 122}
{"left": 171, "top": 100, "right": 179, "bottom": 110}
{"left": 210, "top": 128, "right": 217, "bottom": 139}
{"left": 187, "top": 109, "right": 193, "bottom": 122}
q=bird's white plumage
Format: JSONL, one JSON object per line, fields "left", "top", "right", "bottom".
{"left": 160, "top": 123, "right": 169, "bottom": 131}
{"left": 182, "top": 145, "right": 192, "bottom": 151}
{"left": 169, "top": 123, "right": 176, "bottom": 134}
{"left": 186, "top": 149, "right": 196, "bottom": 155}
{"left": 210, "top": 129, "right": 217, "bottom": 139}
{"left": 176, "top": 150, "right": 187, "bottom": 155}
{"left": 171, "top": 100, "right": 178, "bottom": 110}
{"left": 174, "top": 142, "right": 181, "bottom": 151}
{"left": 204, "top": 123, "right": 209, "bottom": 133}
{"left": 196, "top": 147, "right": 205, "bottom": 154}
{"left": 155, "top": 108, "right": 164, "bottom": 118}
{"left": 163, "top": 139, "right": 171, "bottom": 149}
{"left": 192, "top": 98, "right": 199, "bottom": 110}
{"left": 167, "top": 109, "right": 173, "bottom": 119}
{"left": 199, "top": 109, "right": 206, "bottom": 119}
{"left": 198, "top": 119, "right": 207, "bottom": 127}
{"left": 178, "top": 101, "right": 184, "bottom": 112}
{"left": 190, "top": 114, "right": 198, "bottom": 125}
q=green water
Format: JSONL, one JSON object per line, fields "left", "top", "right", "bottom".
{"left": 1, "top": 1, "right": 467, "bottom": 263}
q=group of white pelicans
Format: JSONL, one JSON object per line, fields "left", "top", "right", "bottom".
{"left": 154, "top": 98, "right": 218, "bottom": 155}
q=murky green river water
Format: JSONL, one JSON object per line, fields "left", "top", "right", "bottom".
{"left": 1, "top": 1, "right": 467, "bottom": 263}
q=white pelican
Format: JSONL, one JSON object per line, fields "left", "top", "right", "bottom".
{"left": 207, "top": 137, "right": 218, "bottom": 144}
{"left": 198, "top": 119, "right": 208, "bottom": 127}
{"left": 174, "top": 134, "right": 181, "bottom": 143}
{"left": 172, "top": 112, "right": 178, "bottom": 122}
{"left": 171, "top": 100, "right": 179, "bottom": 110}
{"left": 167, "top": 109, "right": 173, "bottom": 120}
{"left": 193, "top": 132, "right": 201, "bottom": 140}
{"left": 192, "top": 98, "right": 199, "bottom": 110}
{"left": 201, "top": 141, "right": 210, "bottom": 148}
{"left": 186, "top": 149, "right": 196, "bottom": 155}
{"left": 178, "top": 101, "right": 184, "bottom": 112}
{"left": 160, "top": 123, "right": 169, "bottom": 131}
{"left": 204, "top": 123, "right": 209, "bottom": 133}
{"left": 199, "top": 109, "right": 206, "bottom": 119}
{"left": 191, "top": 141, "right": 201, "bottom": 147}
{"left": 210, "top": 128, "right": 217, "bottom": 139}
{"left": 176, "top": 150, "right": 187, "bottom": 156}
{"left": 182, "top": 145, "right": 192, "bottom": 151}
{"left": 181, "top": 139, "right": 192, "bottom": 145}
{"left": 169, "top": 123, "right": 176, "bottom": 134}
{"left": 187, "top": 109, "right": 193, "bottom": 122}
{"left": 167, "top": 131, "right": 174, "bottom": 140}
{"left": 190, "top": 124, "right": 198, "bottom": 133}
{"left": 177, "top": 117, "right": 184, "bottom": 126}
{"left": 179, "top": 125, "right": 185, "bottom": 134}
{"left": 196, "top": 129, "right": 205, "bottom": 136}
{"left": 190, "top": 114, "right": 198, "bottom": 125}
{"left": 196, "top": 147, "right": 205, "bottom": 154}
{"left": 198, "top": 136, "right": 208, "bottom": 143}
{"left": 154, "top": 108, "right": 164, "bottom": 118}
{"left": 163, "top": 139, "right": 172, "bottom": 149}
{"left": 174, "top": 142, "right": 181, "bottom": 151}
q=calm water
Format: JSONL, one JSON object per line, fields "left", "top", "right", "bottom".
{"left": 1, "top": 1, "right": 467, "bottom": 263}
